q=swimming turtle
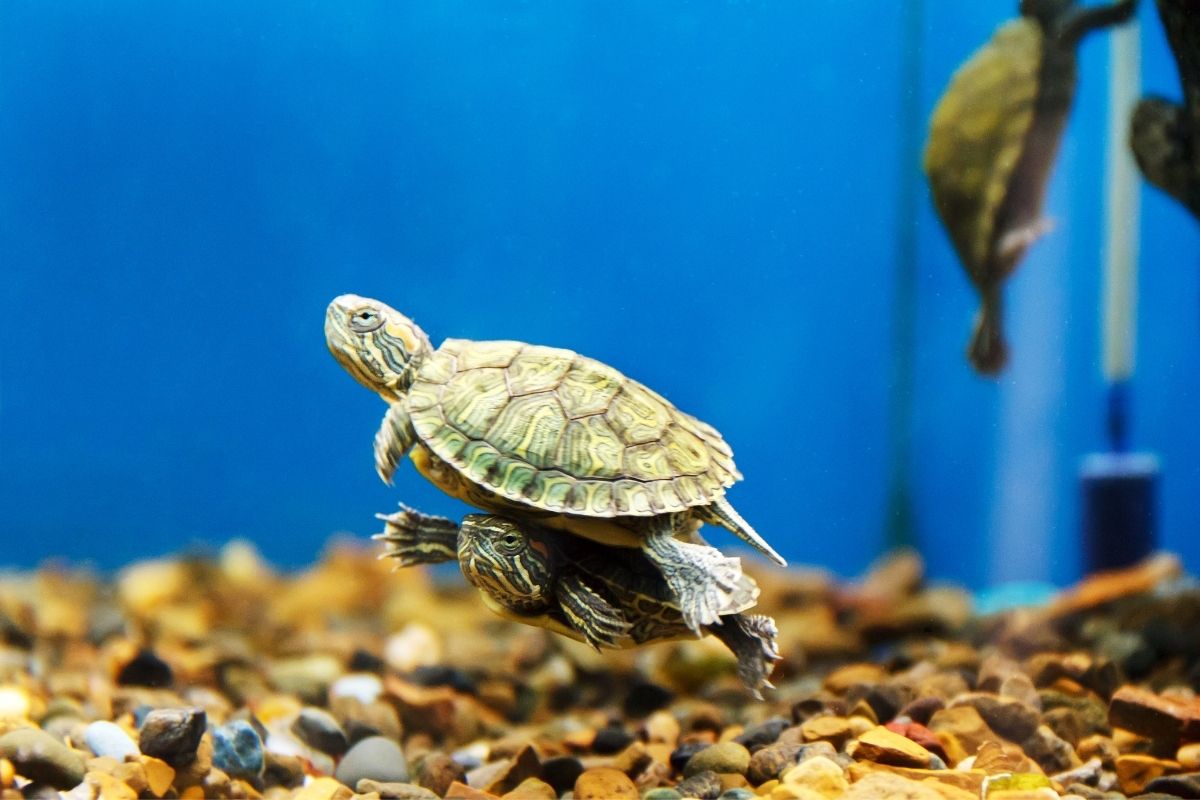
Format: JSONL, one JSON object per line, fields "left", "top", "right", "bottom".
{"left": 924, "top": 0, "right": 1136, "bottom": 374}
{"left": 1131, "top": 0, "right": 1200, "bottom": 220}
{"left": 376, "top": 505, "right": 779, "bottom": 696}
{"left": 325, "top": 294, "right": 786, "bottom": 633}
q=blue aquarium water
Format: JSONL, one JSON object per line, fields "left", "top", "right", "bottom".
{"left": 2, "top": 1, "right": 1197, "bottom": 587}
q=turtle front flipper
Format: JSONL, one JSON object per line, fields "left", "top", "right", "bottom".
{"left": 374, "top": 504, "right": 459, "bottom": 567}
{"left": 642, "top": 518, "right": 753, "bottom": 635}
{"left": 374, "top": 402, "right": 417, "bottom": 485}
{"left": 554, "top": 571, "right": 630, "bottom": 651}
{"left": 709, "top": 613, "right": 781, "bottom": 700}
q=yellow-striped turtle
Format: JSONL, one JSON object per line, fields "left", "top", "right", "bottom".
{"left": 924, "top": 0, "right": 1135, "bottom": 374}
{"left": 375, "top": 505, "right": 779, "bottom": 696}
{"left": 325, "top": 294, "right": 785, "bottom": 632}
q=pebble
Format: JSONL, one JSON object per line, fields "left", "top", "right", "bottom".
{"left": 330, "top": 672, "right": 385, "bottom": 705}
{"left": 780, "top": 755, "right": 849, "bottom": 797}
{"left": 1144, "top": 772, "right": 1200, "bottom": 798}
{"left": 851, "top": 725, "right": 934, "bottom": 768}
{"left": 1179, "top": 742, "right": 1200, "bottom": 771}
{"left": 642, "top": 788, "right": 683, "bottom": 800}
{"left": 335, "top": 735, "right": 409, "bottom": 786}
{"left": 674, "top": 769, "right": 723, "bottom": 800}
{"left": 84, "top": 720, "right": 140, "bottom": 760}
{"left": 592, "top": 724, "right": 634, "bottom": 754}
{"left": 669, "top": 741, "right": 709, "bottom": 773}
{"left": 115, "top": 648, "right": 174, "bottom": 688}
{"left": 137, "top": 707, "right": 206, "bottom": 767}
{"left": 539, "top": 755, "right": 583, "bottom": 794}
{"left": 0, "top": 727, "right": 86, "bottom": 789}
{"left": 734, "top": 717, "right": 788, "bottom": 750}
{"left": 645, "top": 710, "right": 681, "bottom": 746}
{"left": 295, "top": 775, "right": 354, "bottom": 800}
{"left": 683, "top": 741, "right": 751, "bottom": 777}
{"left": 211, "top": 719, "right": 263, "bottom": 780}
{"left": 747, "top": 743, "right": 802, "bottom": 784}
{"left": 575, "top": 766, "right": 638, "bottom": 800}
{"left": 355, "top": 780, "right": 440, "bottom": 799}
{"left": 0, "top": 686, "right": 31, "bottom": 719}
{"left": 500, "top": 776, "right": 556, "bottom": 799}
{"left": 384, "top": 624, "right": 442, "bottom": 673}
{"left": 416, "top": 751, "right": 467, "bottom": 796}
{"left": 292, "top": 706, "right": 349, "bottom": 756}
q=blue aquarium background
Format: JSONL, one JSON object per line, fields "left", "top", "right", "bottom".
{"left": 2, "top": 1, "right": 1197, "bottom": 588}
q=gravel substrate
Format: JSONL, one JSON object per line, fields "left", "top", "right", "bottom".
{"left": 0, "top": 541, "right": 1197, "bottom": 799}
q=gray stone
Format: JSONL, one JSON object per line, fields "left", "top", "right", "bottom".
{"left": 335, "top": 735, "right": 408, "bottom": 787}
{"left": 1144, "top": 773, "right": 1200, "bottom": 798}
{"left": 674, "top": 770, "right": 722, "bottom": 800}
{"left": 83, "top": 720, "right": 139, "bottom": 760}
{"left": 291, "top": 706, "right": 349, "bottom": 757}
{"left": 138, "top": 707, "right": 206, "bottom": 767}
{"left": 212, "top": 719, "right": 264, "bottom": 780}
{"left": 0, "top": 728, "right": 86, "bottom": 789}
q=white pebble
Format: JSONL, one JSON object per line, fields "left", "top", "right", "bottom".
{"left": 384, "top": 623, "right": 442, "bottom": 672}
{"left": 329, "top": 673, "right": 383, "bottom": 705}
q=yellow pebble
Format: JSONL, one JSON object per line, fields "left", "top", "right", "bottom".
{"left": 293, "top": 776, "right": 353, "bottom": 800}
{"left": 0, "top": 758, "right": 13, "bottom": 789}
{"left": 138, "top": 755, "right": 175, "bottom": 798}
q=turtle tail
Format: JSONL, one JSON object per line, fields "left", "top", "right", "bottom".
{"left": 702, "top": 498, "right": 787, "bottom": 566}
{"left": 967, "top": 289, "right": 1008, "bottom": 375}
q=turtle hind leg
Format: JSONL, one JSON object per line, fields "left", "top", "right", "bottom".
{"left": 700, "top": 498, "right": 787, "bottom": 566}
{"left": 709, "top": 613, "right": 780, "bottom": 699}
{"left": 642, "top": 520, "right": 753, "bottom": 635}
{"left": 374, "top": 504, "right": 459, "bottom": 567}
{"left": 554, "top": 571, "right": 630, "bottom": 650}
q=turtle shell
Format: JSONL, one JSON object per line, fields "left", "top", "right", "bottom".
{"left": 924, "top": 18, "right": 1043, "bottom": 281}
{"left": 406, "top": 339, "right": 740, "bottom": 517}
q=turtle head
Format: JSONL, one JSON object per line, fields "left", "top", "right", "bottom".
{"left": 325, "top": 294, "right": 433, "bottom": 401}
{"left": 1019, "top": 0, "right": 1073, "bottom": 28}
{"left": 458, "top": 515, "right": 555, "bottom": 614}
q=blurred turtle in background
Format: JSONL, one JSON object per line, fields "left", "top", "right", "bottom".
{"left": 375, "top": 505, "right": 780, "bottom": 696}
{"left": 325, "top": 294, "right": 786, "bottom": 634}
{"left": 924, "top": 0, "right": 1137, "bottom": 374}
{"left": 1131, "top": 0, "right": 1200, "bottom": 220}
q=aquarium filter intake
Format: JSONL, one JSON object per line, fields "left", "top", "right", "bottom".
{"left": 1081, "top": 17, "right": 1158, "bottom": 572}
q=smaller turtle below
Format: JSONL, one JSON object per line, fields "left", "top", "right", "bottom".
{"left": 1131, "top": 0, "right": 1200, "bottom": 220}
{"left": 376, "top": 505, "right": 780, "bottom": 697}
{"left": 924, "top": 0, "right": 1136, "bottom": 374}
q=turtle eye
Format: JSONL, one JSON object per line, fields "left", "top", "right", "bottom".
{"left": 349, "top": 308, "right": 384, "bottom": 333}
{"left": 497, "top": 532, "right": 524, "bottom": 554}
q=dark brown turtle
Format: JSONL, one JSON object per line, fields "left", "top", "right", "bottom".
{"left": 924, "top": 0, "right": 1136, "bottom": 374}
{"left": 1131, "top": 0, "right": 1200, "bottom": 219}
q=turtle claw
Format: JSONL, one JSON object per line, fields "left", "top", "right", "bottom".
{"left": 374, "top": 504, "right": 460, "bottom": 567}
{"left": 711, "top": 613, "right": 780, "bottom": 697}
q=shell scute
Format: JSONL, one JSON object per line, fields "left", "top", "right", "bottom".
{"left": 522, "top": 470, "right": 574, "bottom": 511}
{"left": 440, "top": 367, "right": 510, "bottom": 439}
{"left": 447, "top": 339, "right": 522, "bottom": 370}
{"left": 557, "top": 359, "right": 624, "bottom": 417}
{"left": 606, "top": 383, "right": 672, "bottom": 445}
{"left": 663, "top": 424, "right": 713, "bottom": 476}
{"left": 554, "top": 415, "right": 624, "bottom": 479}
{"left": 623, "top": 442, "right": 673, "bottom": 482}
{"left": 484, "top": 392, "right": 568, "bottom": 469}
{"left": 507, "top": 347, "right": 575, "bottom": 395}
